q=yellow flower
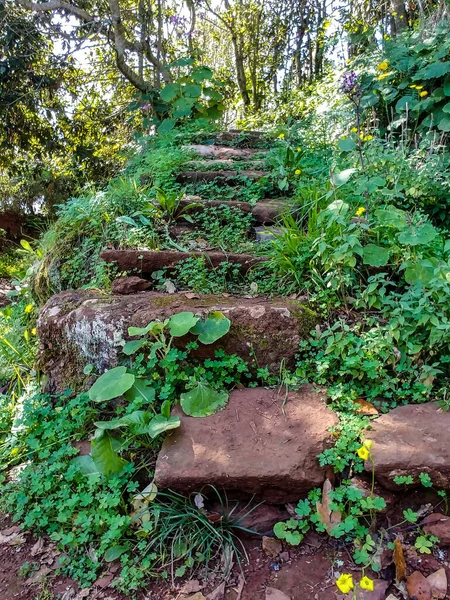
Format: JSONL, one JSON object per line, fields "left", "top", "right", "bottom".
{"left": 415, "top": 85, "right": 423, "bottom": 90}
{"left": 377, "top": 61, "right": 389, "bottom": 71}
{"left": 10, "top": 447, "right": 19, "bottom": 457}
{"left": 24, "top": 304, "right": 33, "bottom": 313}
{"left": 336, "top": 574, "right": 354, "bottom": 594}
{"left": 420, "top": 91, "right": 428, "bottom": 97}
{"left": 377, "top": 73, "right": 389, "bottom": 80}
{"left": 355, "top": 207, "right": 366, "bottom": 216}
{"left": 24, "top": 330, "right": 30, "bottom": 342}
{"left": 295, "top": 169, "right": 301, "bottom": 175}
{"left": 409, "top": 85, "right": 417, "bottom": 89}
{"left": 31, "top": 328, "right": 37, "bottom": 336}
{"left": 383, "top": 34, "right": 390, "bottom": 40}
{"left": 297, "top": 147, "right": 301, "bottom": 152}
{"left": 351, "top": 127, "right": 358, "bottom": 133}
{"left": 360, "top": 576, "right": 374, "bottom": 591}
{"left": 363, "top": 439, "right": 373, "bottom": 449}
{"left": 391, "top": 11, "right": 398, "bottom": 15}
{"left": 357, "top": 446, "right": 370, "bottom": 460}
{"left": 278, "top": 133, "right": 285, "bottom": 139}
{"left": 364, "top": 135, "right": 373, "bottom": 141}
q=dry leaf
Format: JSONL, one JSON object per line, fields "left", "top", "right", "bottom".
{"left": 393, "top": 538, "right": 406, "bottom": 582}
{"left": 185, "top": 292, "right": 200, "bottom": 299}
{"left": 31, "top": 538, "right": 45, "bottom": 556}
{"left": 262, "top": 536, "right": 282, "bottom": 558}
{"left": 94, "top": 574, "right": 113, "bottom": 588}
{"left": 427, "top": 568, "right": 447, "bottom": 599}
{"left": 164, "top": 280, "right": 176, "bottom": 294}
{"left": 181, "top": 594, "right": 206, "bottom": 600}
{"left": 194, "top": 493, "right": 205, "bottom": 509}
{"left": 0, "top": 530, "right": 26, "bottom": 545}
{"left": 206, "top": 582, "right": 225, "bottom": 600}
{"left": 234, "top": 574, "right": 245, "bottom": 600}
{"left": 354, "top": 398, "right": 379, "bottom": 416}
{"left": 26, "top": 566, "right": 52, "bottom": 584}
{"left": 315, "top": 478, "right": 341, "bottom": 534}
{"left": 180, "top": 580, "right": 203, "bottom": 595}
{"left": 406, "top": 571, "right": 432, "bottom": 600}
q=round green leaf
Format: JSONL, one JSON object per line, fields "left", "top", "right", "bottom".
{"left": 374, "top": 206, "right": 407, "bottom": 228}
{"left": 404, "top": 260, "right": 435, "bottom": 285}
{"left": 362, "top": 244, "right": 390, "bottom": 267}
{"left": 89, "top": 367, "right": 135, "bottom": 402}
{"left": 438, "top": 116, "right": 450, "bottom": 131}
{"left": 147, "top": 414, "right": 180, "bottom": 438}
{"left": 160, "top": 83, "right": 181, "bottom": 102}
{"left": 168, "top": 312, "right": 199, "bottom": 337}
{"left": 180, "top": 382, "right": 229, "bottom": 417}
{"left": 184, "top": 83, "right": 202, "bottom": 97}
{"left": 397, "top": 223, "right": 438, "bottom": 246}
{"left": 190, "top": 312, "right": 231, "bottom": 344}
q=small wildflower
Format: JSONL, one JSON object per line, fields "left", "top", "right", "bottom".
{"left": 296, "top": 147, "right": 301, "bottom": 151}
{"left": 377, "top": 61, "right": 389, "bottom": 71}
{"left": 351, "top": 127, "right": 358, "bottom": 133}
{"left": 295, "top": 169, "right": 301, "bottom": 175}
{"left": 31, "top": 328, "right": 37, "bottom": 336}
{"left": 420, "top": 91, "right": 428, "bottom": 97}
{"left": 391, "top": 10, "right": 398, "bottom": 15}
{"left": 360, "top": 577, "right": 374, "bottom": 591}
{"left": 336, "top": 574, "right": 354, "bottom": 594}
{"left": 10, "top": 447, "right": 19, "bottom": 457}
{"left": 383, "top": 34, "right": 390, "bottom": 40}
{"left": 24, "top": 304, "right": 33, "bottom": 313}
{"left": 409, "top": 85, "right": 417, "bottom": 89}
{"left": 278, "top": 133, "right": 285, "bottom": 139}
{"left": 363, "top": 439, "right": 373, "bottom": 449}
{"left": 365, "top": 134, "right": 373, "bottom": 141}
{"left": 377, "top": 73, "right": 389, "bottom": 80}
{"left": 355, "top": 207, "right": 366, "bottom": 216}
{"left": 357, "top": 446, "right": 370, "bottom": 460}
{"left": 415, "top": 85, "right": 423, "bottom": 90}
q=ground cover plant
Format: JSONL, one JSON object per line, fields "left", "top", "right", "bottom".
{"left": 2, "top": 4, "right": 450, "bottom": 598}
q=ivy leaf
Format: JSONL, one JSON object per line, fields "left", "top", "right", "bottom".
{"left": 363, "top": 244, "right": 390, "bottom": 267}
{"left": 89, "top": 367, "right": 135, "bottom": 402}
{"left": 190, "top": 312, "right": 231, "bottom": 344}
{"left": 91, "top": 432, "right": 128, "bottom": 476}
{"left": 180, "top": 382, "right": 229, "bottom": 417}
{"left": 397, "top": 223, "right": 438, "bottom": 246}
{"left": 167, "top": 312, "right": 199, "bottom": 337}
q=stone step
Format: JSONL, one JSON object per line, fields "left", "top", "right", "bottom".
{"left": 38, "top": 291, "right": 319, "bottom": 393}
{"left": 180, "top": 159, "right": 267, "bottom": 171}
{"left": 100, "top": 249, "right": 266, "bottom": 275}
{"left": 366, "top": 402, "right": 450, "bottom": 491}
{"left": 186, "top": 144, "right": 266, "bottom": 160}
{"left": 154, "top": 385, "right": 338, "bottom": 502}
{"left": 180, "top": 196, "right": 287, "bottom": 224}
{"left": 176, "top": 169, "right": 268, "bottom": 185}
{"left": 215, "top": 130, "right": 265, "bottom": 147}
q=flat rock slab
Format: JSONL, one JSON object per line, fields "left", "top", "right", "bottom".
{"left": 154, "top": 386, "right": 338, "bottom": 502}
{"left": 186, "top": 145, "right": 264, "bottom": 159}
{"left": 176, "top": 170, "right": 267, "bottom": 184}
{"left": 180, "top": 196, "right": 286, "bottom": 224}
{"left": 38, "top": 291, "right": 319, "bottom": 392}
{"left": 365, "top": 402, "right": 450, "bottom": 490}
{"left": 100, "top": 249, "right": 266, "bottom": 274}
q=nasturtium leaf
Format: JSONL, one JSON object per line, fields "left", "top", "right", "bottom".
{"left": 337, "top": 138, "right": 356, "bottom": 151}
{"left": 438, "top": 116, "right": 450, "bottom": 131}
{"left": 157, "top": 119, "right": 176, "bottom": 134}
{"left": 180, "top": 382, "right": 229, "bottom": 417}
{"left": 91, "top": 432, "right": 128, "bottom": 476}
{"left": 88, "top": 367, "right": 135, "bottom": 402}
{"left": 124, "top": 379, "right": 155, "bottom": 405}
{"left": 331, "top": 168, "right": 357, "bottom": 186}
{"left": 404, "top": 259, "right": 435, "bottom": 284}
{"left": 104, "top": 545, "right": 128, "bottom": 562}
{"left": 160, "top": 83, "right": 181, "bottom": 102}
{"left": 71, "top": 455, "right": 99, "bottom": 475}
{"left": 128, "top": 321, "right": 159, "bottom": 337}
{"left": 375, "top": 206, "right": 408, "bottom": 228}
{"left": 362, "top": 244, "right": 390, "bottom": 267}
{"left": 147, "top": 414, "right": 180, "bottom": 438}
{"left": 190, "top": 311, "right": 231, "bottom": 344}
{"left": 122, "top": 339, "right": 147, "bottom": 355}
{"left": 191, "top": 66, "right": 214, "bottom": 82}
{"left": 397, "top": 223, "right": 438, "bottom": 246}
{"left": 167, "top": 312, "right": 199, "bottom": 337}
{"left": 184, "top": 83, "right": 202, "bottom": 97}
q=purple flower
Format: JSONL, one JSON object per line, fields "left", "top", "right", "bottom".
{"left": 340, "top": 71, "right": 360, "bottom": 96}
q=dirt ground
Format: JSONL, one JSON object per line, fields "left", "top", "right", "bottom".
{"left": 2, "top": 513, "right": 450, "bottom": 600}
